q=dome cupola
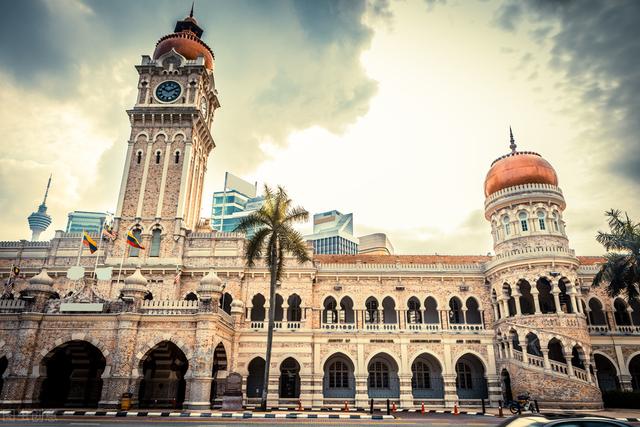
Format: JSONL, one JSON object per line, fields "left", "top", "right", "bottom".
{"left": 484, "top": 128, "right": 558, "bottom": 197}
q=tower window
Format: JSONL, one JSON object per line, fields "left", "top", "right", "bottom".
{"left": 502, "top": 215, "right": 510, "bottom": 236}
{"left": 155, "top": 151, "right": 161, "bottom": 164}
{"left": 519, "top": 212, "right": 529, "bottom": 232}
{"left": 136, "top": 151, "right": 142, "bottom": 165}
{"left": 552, "top": 212, "right": 560, "bottom": 232}
{"left": 537, "top": 211, "right": 546, "bottom": 231}
{"left": 175, "top": 150, "right": 180, "bottom": 164}
{"left": 129, "top": 229, "right": 142, "bottom": 257}
{"left": 150, "top": 229, "right": 161, "bottom": 257}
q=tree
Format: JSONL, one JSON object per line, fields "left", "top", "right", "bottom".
{"left": 235, "top": 185, "right": 310, "bottom": 410}
{"left": 593, "top": 209, "right": 640, "bottom": 303}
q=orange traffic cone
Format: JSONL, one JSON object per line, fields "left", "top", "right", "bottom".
{"left": 297, "top": 399, "right": 303, "bottom": 411}
{"left": 392, "top": 402, "right": 397, "bottom": 413}
{"left": 453, "top": 402, "right": 459, "bottom": 416}
{"left": 344, "top": 400, "right": 349, "bottom": 412}
{"left": 421, "top": 401, "right": 425, "bottom": 415}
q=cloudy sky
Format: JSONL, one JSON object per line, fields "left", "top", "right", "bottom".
{"left": 0, "top": 0, "right": 638, "bottom": 255}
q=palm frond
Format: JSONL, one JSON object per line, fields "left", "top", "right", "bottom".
{"left": 244, "top": 227, "right": 271, "bottom": 267}
{"left": 285, "top": 206, "right": 309, "bottom": 224}
{"left": 280, "top": 224, "right": 311, "bottom": 264}
{"left": 235, "top": 211, "right": 270, "bottom": 234}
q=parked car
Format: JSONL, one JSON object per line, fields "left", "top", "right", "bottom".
{"left": 497, "top": 415, "right": 632, "bottom": 427}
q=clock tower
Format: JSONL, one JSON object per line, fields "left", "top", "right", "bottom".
{"left": 112, "top": 10, "right": 220, "bottom": 262}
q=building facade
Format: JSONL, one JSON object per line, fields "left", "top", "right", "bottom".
{"left": 0, "top": 12, "right": 639, "bottom": 412}
{"left": 66, "top": 211, "right": 109, "bottom": 234}
{"left": 305, "top": 211, "right": 359, "bottom": 255}
{"left": 211, "top": 173, "right": 263, "bottom": 233}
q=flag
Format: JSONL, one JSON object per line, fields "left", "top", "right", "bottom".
{"left": 83, "top": 231, "right": 98, "bottom": 254}
{"left": 126, "top": 231, "right": 145, "bottom": 249}
{"left": 173, "top": 268, "right": 182, "bottom": 285}
{"left": 102, "top": 227, "right": 117, "bottom": 240}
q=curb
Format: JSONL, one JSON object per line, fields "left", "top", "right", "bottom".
{"left": 0, "top": 409, "right": 394, "bottom": 420}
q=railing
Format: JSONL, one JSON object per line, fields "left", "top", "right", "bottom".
{"left": 588, "top": 325, "right": 609, "bottom": 333}
{"left": 248, "top": 321, "right": 301, "bottom": 330}
{"left": 587, "top": 324, "right": 640, "bottom": 335}
{"left": 527, "top": 353, "right": 544, "bottom": 368}
{"left": 574, "top": 367, "right": 588, "bottom": 381}
{"left": 140, "top": 300, "right": 199, "bottom": 314}
{"left": 250, "top": 321, "right": 264, "bottom": 329}
{"left": 549, "top": 360, "right": 568, "bottom": 375}
{"left": 616, "top": 325, "right": 640, "bottom": 334}
{"left": 448, "top": 323, "right": 484, "bottom": 332}
{"left": 321, "top": 322, "right": 356, "bottom": 331}
{"left": 0, "top": 299, "right": 26, "bottom": 313}
{"left": 407, "top": 323, "right": 441, "bottom": 332}
{"left": 512, "top": 349, "right": 524, "bottom": 362}
{"left": 365, "top": 322, "right": 398, "bottom": 331}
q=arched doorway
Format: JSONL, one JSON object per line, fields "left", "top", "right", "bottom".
{"left": 210, "top": 343, "right": 228, "bottom": 408}
{"left": 500, "top": 369, "right": 513, "bottom": 402}
{"left": 220, "top": 292, "right": 233, "bottom": 315}
{"left": 367, "top": 353, "right": 399, "bottom": 398}
{"left": 466, "top": 297, "right": 482, "bottom": 324}
{"left": 629, "top": 354, "right": 640, "bottom": 391}
{"left": 518, "top": 280, "right": 535, "bottom": 315}
{"left": 39, "top": 340, "right": 106, "bottom": 408}
{"left": 537, "top": 278, "right": 555, "bottom": 314}
{"left": 138, "top": 341, "right": 188, "bottom": 409}
{"left": 594, "top": 354, "right": 619, "bottom": 392}
{"left": 424, "top": 297, "right": 439, "bottom": 324}
{"left": 323, "top": 353, "right": 355, "bottom": 399}
{"left": 340, "top": 297, "right": 355, "bottom": 324}
{"left": 411, "top": 353, "right": 444, "bottom": 399}
{"left": 287, "top": 294, "right": 302, "bottom": 322}
{"left": 455, "top": 354, "right": 487, "bottom": 399}
{"left": 547, "top": 339, "right": 566, "bottom": 364}
{"left": 279, "top": 357, "right": 300, "bottom": 399}
{"left": 246, "top": 357, "right": 265, "bottom": 398}
{"left": 251, "top": 294, "right": 266, "bottom": 322}
{"left": 588, "top": 298, "right": 607, "bottom": 325}
{"left": 449, "top": 297, "right": 464, "bottom": 324}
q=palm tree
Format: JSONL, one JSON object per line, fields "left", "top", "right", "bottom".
{"left": 593, "top": 209, "right": 640, "bottom": 303}
{"left": 235, "top": 185, "right": 310, "bottom": 410}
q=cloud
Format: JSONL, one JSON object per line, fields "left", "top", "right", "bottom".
{"left": 495, "top": 0, "right": 640, "bottom": 184}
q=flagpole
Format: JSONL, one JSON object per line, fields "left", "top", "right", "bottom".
{"left": 92, "top": 217, "right": 108, "bottom": 279}
{"left": 116, "top": 239, "right": 126, "bottom": 288}
{"left": 76, "top": 229, "right": 85, "bottom": 266}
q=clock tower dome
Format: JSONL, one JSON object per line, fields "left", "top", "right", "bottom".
{"left": 112, "top": 10, "right": 220, "bottom": 262}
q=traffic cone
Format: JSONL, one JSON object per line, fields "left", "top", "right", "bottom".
{"left": 421, "top": 401, "right": 425, "bottom": 415}
{"left": 344, "top": 400, "right": 349, "bottom": 412}
{"left": 297, "top": 398, "right": 303, "bottom": 411}
{"left": 453, "top": 402, "right": 459, "bottom": 415}
{"left": 392, "top": 401, "right": 397, "bottom": 413}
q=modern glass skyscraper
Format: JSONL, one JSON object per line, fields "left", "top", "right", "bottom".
{"left": 66, "top": 211, "right": 108, "bottom": 234}
{"left": 211, "top": 172, "right": 264, "bottom": 233}
{"left": 304, "top": 210, "right": 359, "bottom": 255}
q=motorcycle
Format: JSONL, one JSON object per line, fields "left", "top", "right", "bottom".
{"left": 507, "top": 392, "right": 536, "bottom": 414}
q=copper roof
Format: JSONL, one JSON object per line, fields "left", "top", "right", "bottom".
{"left": 577, "top": 256, "right": 605, "bottom": 265}
{"left": 484, "top": 151, "right": 558, "bottom": 197}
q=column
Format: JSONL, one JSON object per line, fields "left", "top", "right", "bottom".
{"left": 565, "top": 354, "right": 574, "bottom": 377}
{"left": 282, "top": 303, "right": 289, "bottom": 327}
{"left": 354, "top": 374, "right": 369, "bottom": 409}
{"left": 399, "top": 374, "right": 413, "bottom": 409}
{"left": 541, "top": 349, "right": 550, "bottom": 372}
{"left": 513, "top": 294, "right": 522, "bottom": 316}
{"left": 299, "top": 373, "right": 313, "bottom": 409}
{"left": 585, "top": 363, "right": 593, "bottom": 383}
{"left": 551, "top": 283, "right": 562, "bottom": 314}
{"left": 506, "top": 341, "right": 513, "bottom": 359}
{"left": 492, "top": 302, "right": 500, "bottom": 321}
{"left": 531, "top": 288, "right": 542, "bottom": 314}
{"left": 264, "top": 305, "right": 270, "bottom": 322}
{"left": 184, "top": 313, "right": 215, "bottom": 409}
{"left": 246, "top": 305, "right": 253, "bottom": 323}
{"left": 486, "top": 374, "right": 502, "bottom": 407}
{"left": 569, "top": 295, "right": 578, "bottom": 314}
{"left": 267, "top": 374, "right": 279, "bottom": 408}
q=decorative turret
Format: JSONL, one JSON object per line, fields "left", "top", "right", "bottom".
{"left": 197, "top": 269, "right": 223, "bottom": 303}
{"left": 27, "top": 175, "right": 53, "bottom": 241}
{"left": 121, "top": 268, "right": 149, "bottom": 302}
{"left": 22, "top": 268, "right": 56, "bottom": 311}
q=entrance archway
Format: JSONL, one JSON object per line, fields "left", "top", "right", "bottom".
{"left": 138, "top": 341, "right": 188, "bottom": 409}
{"left": 455, "top": 354, "right": 487, "bottom": 399}
{"left": 323, "top": 353, "right": 355, "bottom": 399}
{"left": 210, "top": 343, "right": 228, "bottom": 407}
{"left": 0, "top": 356, "right": 6, "bottom": 398}
{"left": 411, "top": 353, "right": 444, "bottom": 399}
{"left": 594, "top": 354, "right": 619, "bottom": 392}
{"left": 629, "top": 354, "right": 640, "bottom": 391}
{"left": 367, "top": 353, "right": 399, "bottom": 398}
{"left": 500, "top": 369, "right": 513, "bottom": 402}
{"left": 39, "top": 340, "right": 106, "bottom": 408}
{"left": 279, "top": 357, "right": 300, "bottom": 398}
{"left": 246, "top": 357, "right": 265, "bottom": 398}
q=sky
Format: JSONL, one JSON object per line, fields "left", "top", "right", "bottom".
{"left": 0, "top": 0, "right": 638, "bottom": 255}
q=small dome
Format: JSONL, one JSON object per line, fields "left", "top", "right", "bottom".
{"left": 29, "top": 268, "right": 54, "bottom": 286}
{"left": 124, "top": 268, "right": 148, "bottom": 286}
{"left": 484, "top": 151, "right": 558, "bottom": 197}
{"left": 200, "top": 269, "right": 222, "bottom": 287}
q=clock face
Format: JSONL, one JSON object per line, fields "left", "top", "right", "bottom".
{"left": 200, "top": 97, "right": 208, "bottom": 117}
{"left": 155, "top": 81, "right": 181, "bottom": 102}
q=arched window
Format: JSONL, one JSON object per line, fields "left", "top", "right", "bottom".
{"left": 136, "top": 150, "right": 143, "bottom": 165}
{"left": 185, "top": 292, "right": 198, "bottom": 301}
{"left": 174, "top": 150, "right": 181, "bottom": 164}
{"left": 323, "top": 297, "right": 337, "bottom": 324}
{"left": 537, "top": 211, "right": 546, "bottom": 231}
{"left": 155, "top": 150, "right": 161, "bottom": 164}
{"left": 150, "top": 229, "right": 161, "bottom": 257}
{"left": 411, "top": 361, "right": 431, "bottom": 389}
{"left": 552, "top": 212, "right": 560, "bottom": 232}
{"left": 287, "top": 294, "right": 302, "bottom": 322}
{"left": 519, "top": 211, "right": 528, "bottom": 232}
{"left": 502, "top": 215, "right": 511, "bottom": 236}
{"left": 129, "top": 229, "right": 142, "bottom": 257}
{"left": 365, "top": 297, "right": 379, "bottom": 324}
{"left": 407, "top": 297, "right": 422, "bottom": 324}
{"left": 455, "top": 362, "right": 472, "bottom": 389}
{"left": 328, "top": 361, "right": 350, "bottom": 388}
{"left": 614, "top": 298, "right": 631, "bottom": 326}
{"left": 449, "top": 297, "right": 464, "bottom": 324}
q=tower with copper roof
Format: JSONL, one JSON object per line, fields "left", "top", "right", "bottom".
{"left": 27, "top": 175, "right": 52, "bottom": 241}
{"left": 112, "top": 7, "right": 220, "bottom": 260}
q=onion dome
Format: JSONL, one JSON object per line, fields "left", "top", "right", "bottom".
{"left": 124, "top": 268, "right": 148, "bottom": 286}
{"left": 152, "top": 7, "right": 214, "bottom": 70}
{"left": 122, "top": 268, "right": 148, "bottom": 301}
{"left": 230, "top": 300, "right": 245, "bottom": 315}
{"left": 484, "top": 128, "right": 558, "bottom": 197}
{"left": 197, "top": 269, "right": 223, "bottom": 301}
{"left": 29, "top": 268, "right": 54, "bottom": 287}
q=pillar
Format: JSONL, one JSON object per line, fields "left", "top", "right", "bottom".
{"left": 492, "top": 302, "right": 499, "bottom": 321}
{"left": 569, "top": 295, "right": 578, "bottom": 314}
{"left": 399, "top": 374, "right": 413, "bottom": 408}
{"left": 354, "top": 374, "right": 369, "bottom": 409}
{"left": 513, "top": 294, "right": 522, "bottom": 316}
{"left": 531, "top": 288, "right": 542, "bottom": 315}
{"left": 541, "top": 349, "right": 550, "bottom": 372}
{"left": 184, "top": 313, "right": 217, "bottom": 409}
{"left": 442, "top": 374, "right": 458, "bottom": 408}
{"left": 552, "top": 290, "right": 562, "bottom": 315}
{"left": 264, "top": 305, "right": 270, "bottom": 322}
{"left": 486, "top": 374, "right": 502, "bottom": 407}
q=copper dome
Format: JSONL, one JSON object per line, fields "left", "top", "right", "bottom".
{"left": 484, "top": 151, "right": 558, "bottom": 197}
{"left": 152, "top": 13, "right": 214, "bottom": 70}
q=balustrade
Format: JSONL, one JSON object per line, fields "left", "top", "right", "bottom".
{"left": 0, "top": 299, "right": 26, "bottom": 313}
{"left": 527, "top": 353, "right": 544, "bottom": 368}
{"left": 549, "top": 360, "right": 568, "bottom": 375}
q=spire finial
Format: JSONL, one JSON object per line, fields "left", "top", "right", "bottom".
{"left": 42, "top": 174, "right": 52, "bottom": 205}
{"left": 509, "top": 126, "right": 517, "bottom": 153}
{"left": 190, "top": 1, "right": 194, "bottom": 18}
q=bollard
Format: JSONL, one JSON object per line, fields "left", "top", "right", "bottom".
{"left": 481, "top": 398, "right": 486, "bottom": 414}
{"left": 386, "top": 399, "right": 390, "bottom": 415}
{"left": 421, "top": 401, "right": 425, "bottom": 415}
{"left": 534, "top": 400, "right": 540, "bottom": 413}
{"left": 370, "top": 398, "right": 374, "bottom": 415}
{"left": 498, "top": 401, "right": 504, "bottom": 418}
{"left": 297, "top": 398, "right": 303, "bottom": 411}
